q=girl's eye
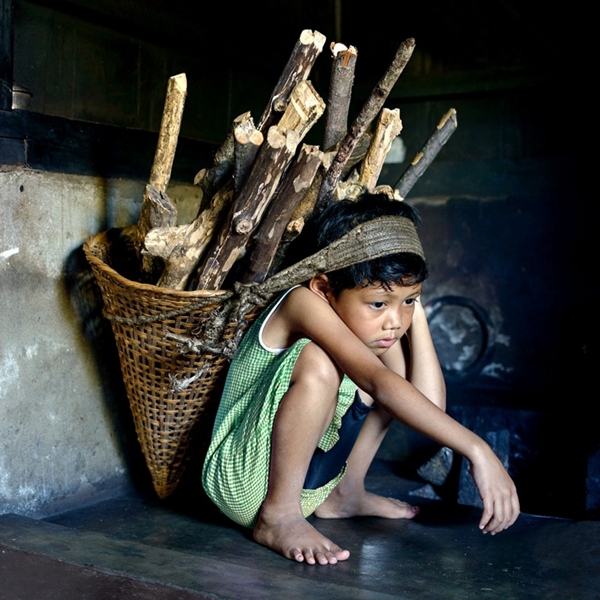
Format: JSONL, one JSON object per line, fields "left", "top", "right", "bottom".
{"left": 404, "top": 298, "right": 416, "bottom": 306}
{"left": 371, "top": 302, "right": 385, "bottom": 309}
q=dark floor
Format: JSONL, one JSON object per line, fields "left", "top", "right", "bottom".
{"left": 1, "top": 465, "right": 599, "bottom": 600}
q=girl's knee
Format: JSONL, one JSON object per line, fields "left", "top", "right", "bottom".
{"left": 291, "top": 342, "right": 343, "bottom": 395}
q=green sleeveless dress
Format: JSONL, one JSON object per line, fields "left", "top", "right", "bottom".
{"left": 202, "top": 289, "right": 357, "bottom": 528}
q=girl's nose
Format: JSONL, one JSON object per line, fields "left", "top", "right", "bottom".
{"left": 384, "top": 310, "right": 403, "bottom": 331}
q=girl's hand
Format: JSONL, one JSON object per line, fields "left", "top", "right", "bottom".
{"left": 470, "top": 445, "right": 520, "bottom": 534}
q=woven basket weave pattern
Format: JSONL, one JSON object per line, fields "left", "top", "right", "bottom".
{"left": 84, "top": 231, "right": 257, "bottom": 499}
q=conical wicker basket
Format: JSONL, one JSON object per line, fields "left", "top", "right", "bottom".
{"left": 83, "top": 230, "right": 262, "bottom": 499}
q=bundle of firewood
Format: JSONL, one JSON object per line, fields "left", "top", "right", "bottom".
{"left": 127, "top": 30, "right": 457, "bottom": 292}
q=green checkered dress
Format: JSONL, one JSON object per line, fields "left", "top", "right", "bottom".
{"left": 202, "top": 289, "right": 357, "bottom": 528}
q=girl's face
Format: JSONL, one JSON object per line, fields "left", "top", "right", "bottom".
{"left": 326, "top": 281, "right": 422, "bottom": 356}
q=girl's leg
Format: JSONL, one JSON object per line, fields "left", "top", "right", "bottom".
{"left": 253, "top": 341, "right": 351, "bottom": 565}
{"left": 315, "top": 403, "right": 419, "bottom": 519}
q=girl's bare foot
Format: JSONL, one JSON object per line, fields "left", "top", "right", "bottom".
{"left": 253, "top": 511, "right": 350, "bottom": 565}
{"left": 314, "top": 487, "right": 419, "bottom": 519}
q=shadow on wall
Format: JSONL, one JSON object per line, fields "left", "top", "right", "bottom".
{"left": 62, "top": 243, "right": 155, "bottom": 497}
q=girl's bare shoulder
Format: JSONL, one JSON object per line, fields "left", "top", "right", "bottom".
{"left": 281, "top": 285, "right": 332, "bottom": 324}
{"left": 261, "top": 286, "right": 325, "bottom": 349}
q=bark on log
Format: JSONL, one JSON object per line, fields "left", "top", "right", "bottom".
{"left": 135, "top": 73, "right": 186, "bottom": 279}
{"left": 257, "top": 29, "right": 326, "bottom": 133}
{"left": 232, "top": 127, "right": 300, "bottom": 235}
{"left": 233, "top": 122, "right": 263, "bottom": 193}
{"left": 283, "top": 132, "right": 372, "bottom": 240}
{"left": 231, "top": 78, "right": 323, "bottom": 195}
{"left": 194, "top": 111, "right": 252, "bottom": 204}
{"left": 137, "top": 184, "right": 178, "bottom": 240}
{"left": 138, "top": 184, "right": 179, "bottom": 282}
{"left": 194, "top": 126, "right": 300, "bottom": 290}
{"left": 136, "top": 74, "right": 186, "bottom": 237}
{"left": 333, "top": 169, "right": 365, "bottom": 202}
{"left": 323, "top": 43, "right": 358, "bottom": 151}
{"left": 241, "top": 144, "right": 323, "bottom": 283}
{"left": 333, "top": 173, "right": 401, "bottom": 202}
{"left": 316, "top": 38, "right": 415, "bottom": 210}
{"left": 144, "top": 181, "right": 234, "bottom": 290}
{"left": 277, "top": 79, "right": 325, "bottom": 144}
{"left": 283, "top": 168, "right": 326, "bottom": 241}
{"left": 336, "top": 134, "right": 405, "bottom": 200}
{"left": 148, "top": 73, "right": 187, "bottom": 194}
{"left": 373, "top": 184, "right": 402, "bottom": 200}
{"left": 395, "top": 108, "right": 458, "bottom": 199}
{"left": 358, "top": 108, "right": 403, "bottom": 191}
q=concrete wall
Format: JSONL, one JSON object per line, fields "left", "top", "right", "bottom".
{"left": 0, "top": 167, "right": 200, "bottom": 517}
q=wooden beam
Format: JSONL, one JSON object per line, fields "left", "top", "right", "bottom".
{"left": 0, "top": 0, "right": 14, "bottom": 111}
{"left": 0, "top": 108, "right": 215, "bottom": 179}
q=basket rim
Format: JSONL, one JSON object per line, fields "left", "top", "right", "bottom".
{"left": 83, "top": 230, "right": 230, "bottom": 300}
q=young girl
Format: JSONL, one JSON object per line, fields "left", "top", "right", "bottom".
{"left": 202, "top": 194, "right": 519, "bottom": 565}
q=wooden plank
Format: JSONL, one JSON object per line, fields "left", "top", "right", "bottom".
{"left": 0, "top": 0, "right": 14, "bottom": 111}
{"left": 0, "top": 135, "right": 25, "bottom": 164}
{"left": 0, "top": 109, "right": 215, "bottom": 181}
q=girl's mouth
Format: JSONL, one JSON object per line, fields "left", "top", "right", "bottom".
{"left": 373, "top": 338, "right": 397, "bottom": 348}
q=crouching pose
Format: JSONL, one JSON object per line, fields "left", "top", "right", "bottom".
{"left": 202, "top": 193, "right": 519, "bottom": 565}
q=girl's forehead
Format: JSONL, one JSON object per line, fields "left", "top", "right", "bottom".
{"left": 348, "top": 281, "right": 422, "bottom": 296}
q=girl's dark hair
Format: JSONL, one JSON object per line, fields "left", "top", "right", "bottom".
{"left": 284, "top": 193, "right": 428, "bottom": 296}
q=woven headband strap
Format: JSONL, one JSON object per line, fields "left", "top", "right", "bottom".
{"left": 255, "top": 215, "right": 425, "bottom": 297}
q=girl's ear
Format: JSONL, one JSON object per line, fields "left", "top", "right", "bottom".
{"left": 308, "top": 273, "right": 333, "bottom": 304}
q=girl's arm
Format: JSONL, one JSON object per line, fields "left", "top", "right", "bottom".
{"left": 405, "top": 298, "right": 446, "bottom": 411}
{"left": 355, "top": 296, "right": 445, "bottom": 410}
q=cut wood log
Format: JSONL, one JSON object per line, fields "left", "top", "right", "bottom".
{"left": 232, "top": 127, "right": 300, "bottom": 235}
{"left": 137, "top": 184, "right": 178, "bottom": 239}
{"left": 241, "top": 144, "right": 323, "bottom": 283}
{"left": 283, "top": 168, "right": 326, "bottom": 241}
{"left": 135, "top": 73, "right": 187, "bottom": 279}
{"left": 334, "top": 105, "right": 404, "bottom": 201}
{"left": 333, "top": 171, "right": 402, "bottom": 202}
{"left": 372, "top": 184, "right": 401, "bottom": 200}
{"left": 233, "top": 122, "right": 264, "bottom": 193}
{"left": 194, "top": 111, "right": 252, "bottom": 203}
{"left": 277, "top": 79, "right": 325, "bottom": 144}
{"left": 395, "top": 108, "right": 458, "bottom": 199}
{"left": 194, "top": 126, "right": 300, "bottom": 290}
{"left": 230, "top": 79, "right": 323, "bottom": 236}
{"left": 148, "top": 73, "right": 187, "bottom": 194}
{"left": 358, "top": 107, "right": 403, "bottom": 191}
{"left": 144, "top": 181, "right": 234, "bottom": 290}
{"left": 138, "top": 184, "right": 179, "bottom": 281}
{"left": 257, "top": 29, "right": 326, "bottom": 133}
{"left": 283, "top": 132, "right": 372, "bottom": 240}
{"left": 333, "top": 168, "right": 365, "bottom": 201}
{"left": 323, "top": 43, "right": 358, "bottom": 151}
{"left": 316, "top": 38, "right": 415, "bottom": 210}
